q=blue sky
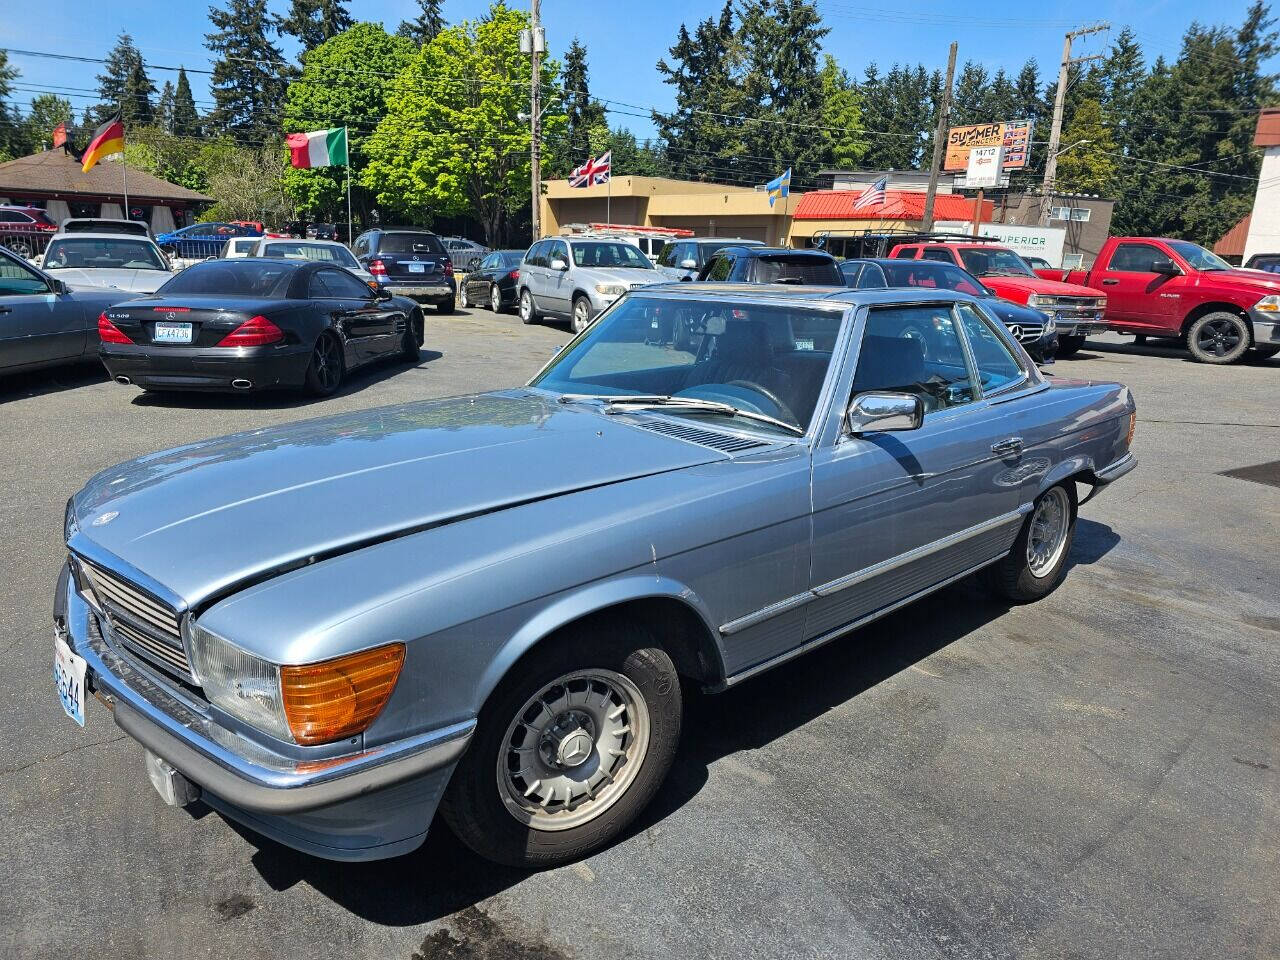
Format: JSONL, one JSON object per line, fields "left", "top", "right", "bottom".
{"left": 1, "top": 0, "right": 1270, "bottom": 144}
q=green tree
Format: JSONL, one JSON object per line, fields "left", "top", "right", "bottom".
{"left": 156, "top": 81, "right": 175, "bottom": 132}
{"left": 950, "top": 61, "right": 990, "bottom": 123}
{"left": 171, "top": 68, "right": 202, "bottom": 138}
{"left": 858, "top": 63, "right": 935, "bottom": 170}
{"left": 599, "top": 129, "right": 666, "bottom": 177}
{"left": 1055, "top": 99, "right": 1117, "bottom": 194}
{"left": 559, "top": 38, "right": 609, "bottom": 171}
{"left": 0, "top": 50, "right": 17, "bottom": 159}
{"left": 206, "top": 0, "right": 290, "bottom": 139}
{"left": 818, "top": 55, "right": 866, "bottom": 168}
{"left": 22, "top": 94, "right": 74, "bottom": 152}
{"left": 96, "top": 33, "right": 155, "bottom": 125}
{"left": 397, "top": 0, "right": 445, "bottom": 46}
{"left": 364, "top": 3, "right": 564, "bottom": 243}
{"left": 282, "top": 22, "right": 414, "bottom": 219}
{"left": 279, "top": 0, "right": 353, "bottom": 53}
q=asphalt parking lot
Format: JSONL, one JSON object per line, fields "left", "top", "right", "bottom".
{"left": 2, "top": 313, "right": 1277, "bottom": 960}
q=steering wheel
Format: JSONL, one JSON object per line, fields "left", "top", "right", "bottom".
{"left": 725, "top": 380, "right": 799, "bottom": 425}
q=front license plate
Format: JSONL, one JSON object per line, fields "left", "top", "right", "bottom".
{"left": 407, "top": 263, "right": 426, "bottom": 274}
{"left": 54, "top": 634, "right": 87, "bottom": 727}
{"left": 154, "top": 321, "right": 193, "bottom": 344}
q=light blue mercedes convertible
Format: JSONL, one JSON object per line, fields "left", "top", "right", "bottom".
{"left": 54, "top": 283, "right": 1136, "bottom": 866}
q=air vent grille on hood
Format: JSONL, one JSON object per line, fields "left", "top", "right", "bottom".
{"left": 631, "top": 417, "right": 769, "bottom": 452}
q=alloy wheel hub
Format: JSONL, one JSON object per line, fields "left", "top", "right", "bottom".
{"left": 539, "top": 710, "right": 597, "bottom": 769}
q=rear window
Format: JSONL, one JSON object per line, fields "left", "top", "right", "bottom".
{"left": 158, "top": 260, "right": 295, "bottom": 297}
{"left": 752, "top": 255, "right": 842, "bottom": 285}
{"left": 377, "top": 232, "right": 445, "bottom": 255}
{"left": 879, "top": 261, "right": 985, "bottom": 295}
{"left": 262, "top": 242, "right": 359, "bottom": 268}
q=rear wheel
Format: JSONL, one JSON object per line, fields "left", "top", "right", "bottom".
{"left": 441, "top": 620, "right": 682, "bottom": 868}
{"left": 490, "top": 284, "right": 503, "bottom": 313}
{"left": 1186, "top": 311, "right": 1250, "bottom": 364}
{"left": 986, "top": 483, "right": 1077, "bottom": 602}
{"left": 520, "top": 288, "right": 538, "bottom": 325}
{"left": 571, "top": 295, "right": 592, "bottom": 334}
{"left": 437, "top": 296, "right": 455, "bottom": 315}
{"left": 304, "top": 333, "right": 344, "bottom": 396}
{"left": 459, "top": 283, "right": 470, "bottom": 309}
{"left": 1056, "top": 334, "right": 1086, "bottom": 358}
{"left": 401, "top": 311, "right": 422, "bottom": 362}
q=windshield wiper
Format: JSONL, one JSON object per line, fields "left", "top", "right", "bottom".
{"left": 599, "top": 395, "right": 805, "bottom": 436}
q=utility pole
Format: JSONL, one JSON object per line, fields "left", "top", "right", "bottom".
{"left": 529, "top": 0, "right": 543, "bottom": 241}
{"left": 922, "top": 42, "right": 957, "bottom": 234}
{"left": 1040, "top": 22, "right": 1109, "bottom": 225}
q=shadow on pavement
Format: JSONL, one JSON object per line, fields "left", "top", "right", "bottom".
{"left": 1068, "top": 518, "right": 1121, "bottom": 570}
{"left": 0, "top": 362, "right": 107, "bottom": 401}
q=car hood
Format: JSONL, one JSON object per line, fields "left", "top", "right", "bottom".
{"left": 982, "top": 297, "right": 1048, "bottom": 324}
{"left": 49, "top": 267, "right": 170, "bottom": 294}
{"left": 983, "top": 275, "right": 1103, "bottom": 297}
{"left": 1191, "top": 269, "right": 1280, "bottom": 297}
{"left": 582, "top": 267, "right": 667, "bottom": 287}
{"left": 69, "top": 391, "right": 725, "bottom": 607}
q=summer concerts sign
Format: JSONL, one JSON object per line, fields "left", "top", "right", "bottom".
{"left": 944, "top": 120, "right": 1033, "bottom": 172}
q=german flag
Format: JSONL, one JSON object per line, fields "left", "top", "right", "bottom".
{"left": 81, "top": 113, "right": 125, "bottom": 173}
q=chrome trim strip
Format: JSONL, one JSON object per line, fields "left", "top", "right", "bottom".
{"left": 811, "top": 506, "right": 1029, "bottom": 598}
{"left": 1094, "top": 451, "right": 1136, "bottom": 483}
{"left": 719, "top": 590, "right": 814, "bottom": 636}
{"left": 718, "top": 553, "right": 1010, "bottom": 690}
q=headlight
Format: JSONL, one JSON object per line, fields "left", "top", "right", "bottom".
{"left": 64, "top": 498, "right": 79, "bottom": 543}
{"left": 1026, "top": 294, "right": 1044, "bottom": 308}
{"left": 595, "top": 283, "right": 627, "bottom": 297}
{"left": 1254, "top": 295, "right": 1280, "bottom": 312}
{"left": 189, "top": 623, "right": 405, "bottom": 745}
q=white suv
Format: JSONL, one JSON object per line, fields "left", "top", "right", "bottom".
{"left": 518, "top": 237, "right": 667, "bottom": 333}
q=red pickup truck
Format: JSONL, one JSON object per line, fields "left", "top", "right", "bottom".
{"left": 888, "top": 239, "right": 1108, "bottom": 357}
{"left": 1038, "top": 236, "right": 1280, "bottom": 364}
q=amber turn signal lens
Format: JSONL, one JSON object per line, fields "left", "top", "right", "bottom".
{"left": 1126, "top": 412, "right": 1136, "bottom": 449}
{"left": 281, "top": 643, "right": 405, "bottom": 745}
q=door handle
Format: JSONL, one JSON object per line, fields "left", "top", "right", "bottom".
{"left": 991, "top": 437, "right": 1024, "bottom": 456}
{"left": 1101, "top": 279, "right": 1119, "bottom": 285}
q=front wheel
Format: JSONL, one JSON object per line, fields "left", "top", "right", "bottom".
{"left": 985, "top": 483, "right": 1077, "bottom": 602}
{"left": 303, "top": 333, "right": 344, "bottom": 396}
{"left": 519, "top": 288, "right": 538, "bottom": 325}
{"left": 490, "top": 284, "right": 503, "bottom": 313}
{"left": 1186, "top": 311, "right": 1250, "bottom": 364}
{"left": 1056, "top": 334, "right": 1086, "bottom": 358}
{"left": 401, "top": 311, "right": 421, "bottom": 362}
{"left": 459, "top": 283, "right": 470, "bottom": 309}
{"left": 571, "top": 295, "right": 592, "bottom": 334}
{"left": 440, "top": 621, "right": 682, "bottom": 868}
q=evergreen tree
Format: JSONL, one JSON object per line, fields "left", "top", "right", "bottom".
{"left": 279, "top": 0, "right": 353, "bottom": 53}
{"left": 20, "top": 94, "right": 73, "bottom": 153}
{"left": 818, "top": 55, "right": 866, "bottom": 169}
{"left": 156, "top": 81, "right": 175, "bottom": 132}
{"left": 96, "top": 33, "right": 155, "bottom": 125}
{"left": 397, "top": 0, "right": 445, "bottom": 46}
{"left": 206, "top": 0, "right": 290, "bottom": 139}
{"left": 0, "top": 50, "right": 19, "bottom": 160}
{"left": 560, "top": 39, "right": 609, "bottom": 170}
{"left": 172, "top": 68, "right": 202, "bottom": 139}
{"left": 950, "top": 61, "right": 991, "bottom": 123}
{"left": 1055, "top": 99, "right": 1117, "bottom": 193}
{"left": 858, "top": 63, "right": 934, "bottom": 170}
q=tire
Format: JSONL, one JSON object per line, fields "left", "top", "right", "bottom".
{"left": 490, "top": 284, "right": 503, "bottom": 313}
{"left": 459, "top": 283, "right": 470, "bottom": 309}
{"left": 571, "top": 295, "right": 593, "bottom": 334}
{"left": 1252, "top": 345, "right": 1280, "bottom": 359}
{"left": 519, "top": 288, "right": 538, "bottom": 325}
{"left": 303, "top": 333, "right": 344, "bottom": 396}
{"left": 441, "top": 620, "right": 682, "bottom": 868}
{"left": 1056, "top": 334, "right": 1086, "bottom": 358}
{"left": 1186, "top": 311, "right": 1250, "bottom": 364}
{"left": 1133, "top": 334, "right": 1147, "bottom": 344}
{"left": 986, "top": 482, "right": 1077, "bottom": 603}
{"left": 401, "top": 311, "right": 421, "bottom": 362}
{"left": 437, "top": 296, "right": 455, "bottom": 315}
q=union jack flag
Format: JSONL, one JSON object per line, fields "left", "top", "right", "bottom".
{"left": 568, "top": 151, "right": 611, "bottom": 187}
{"left": 852, "top": 175, "right": 888, "bottom": 210}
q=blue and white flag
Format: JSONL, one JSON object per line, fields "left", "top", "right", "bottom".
{"left": 766, "top": 168, "right": 791, "bottom": 207}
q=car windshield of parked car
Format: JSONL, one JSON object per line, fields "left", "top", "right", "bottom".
{"left": 1166, "top": 241, "right": 1232, "bottom": 272}
{"left": 157, "top": 260, "right": 294, "bottom": 297}
{"left": 377, "top": 232, "right": 445, "bottom": 255}
{"left": 531, "top": 294, "right": 845, "bottom": 434}
{"left": 571, "top": 242, "right": 653, "bottom": 269}
{"left": 754, "top": 255, "right": 842, "bottom": 285}
{"left": 958, "top": 248, "right": 1035, "bottom": 278}
{"left": 44, "top": 237, "right": 167, "bottom": 271}
{"left": 262, "top": 241, "right": 360, "bottom": 269}
{"left": 880, "top": 261, "right": 987, "bottom": 296}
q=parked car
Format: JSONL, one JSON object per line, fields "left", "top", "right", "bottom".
{"left": 1243, "top": 253, "right": 1280, "bottom": 274}
{"left": 219, "top": 237, "right": 262, "bottom": 259}
{"left": 0, "top": 205, "right": 59, "bottom": 258}
{"left": 306, "top": 223, "right": 338, "bottom": 241}
{"left": 459, "top": 249, "right": 524, "bottom": 312}
{"left": 352, "top": 228, "right": 456, "bottom": 314}
{"left": 0, "top": 246, "right": 130, "bottom": 376}
{"left": 655, "top": 237, "right": 766, "bottom": 281}
{"left": 518, "top": 237, "right": 666, "bottom": 332}
{"left": 1022, "top": 254, "right": 1054, "bottom": 271}
{"left": 842, "top": 258, "right": 1058, "bottom": 364}
{"left": 57, "top": 218, "right": 154, "bottom": 239}
{"left": 1049, "top": 236, "right": 1280, "bottom": 363}
{"left": 97, "top": 257, "right": 424, "bottom": 395}
{"left": 441, "top": 237, "right": 490, "bottom": 273}
{"left": 53, "top": 283, "right": 1136, "bottom": 867}
{"left": 250, "top": 237, "right": 377, "bottom": 287}
{"left": 889, "top": 239, "right": 1107, "bottom": 357}
{"left": 40, "top": 231, "right": 175, "bottom": 295}
{"left": 155, "top": 222, "right": 262, "bottom": 261}
{"left": 696, "top": 246, "right": 844, "bottom": 286}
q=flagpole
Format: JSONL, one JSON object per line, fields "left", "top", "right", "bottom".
{"left": 607, "top": 169, "right": 611, "bottom": 224}
{"left": 121, "top": 141, "right": 129, "bottom": 218}
{"left": 344, "top": 126, "right": 353, "bottom": 245}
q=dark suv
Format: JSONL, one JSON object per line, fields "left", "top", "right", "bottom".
{"left": 696, "top": 247, "right": 843, "bottom": 285}
{"left": 352, "top": 228, "right": 456, "bottom": 313}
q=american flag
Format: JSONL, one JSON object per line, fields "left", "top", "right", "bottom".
{"left": 852, "top": 176, "right": 888, "bottom": 210}
{"left": 568, "top": 151, "right": 611, "bottom": 187}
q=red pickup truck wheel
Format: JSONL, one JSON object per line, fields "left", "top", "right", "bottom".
{"left": 1186, "top": 312, "right": 1250, "bottom": 364}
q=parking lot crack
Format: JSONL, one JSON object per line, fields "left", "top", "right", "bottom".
{"left": 0, "top": 734, "right": 127, "bottom": 778}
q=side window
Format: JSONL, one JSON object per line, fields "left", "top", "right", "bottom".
{"left": 855, "top": 264, "right": 887, "bottom": 289}
{"left": 921, "top": 248, "right": 954, "bottom": 264}
{"left": 656, "top": 243, "right": 676, "bottom": 267}
{"left": 852, "top": 305, "right": 977, "bottom": 412}
{"left": 307, "top": 272, "right": 334, "bottom": 298}
{"left": 0, "top": 254, "right": 51, "bottom": 294}
{"left": 953, "top": 302, "right": 1025, "bottom": 394}
{"left": 1107, "top": 243, "right": 1164, "bottom": 273}
{"left": 524, "top": 242, "right": 544, "bottom": 267}
{"left": 549, "top": 240, "right": 569, "bottom": 265}
{"left": 478, "top": 253, "right": 496, "bottom": 271}
{"left": 319, "top": 268, "right": 374, "bottom": 299}
{"left": 705, "top": 255, "right": 733, "bottom": 282}
{"left": 352, "top": 235, "right": 368, "bottom": 256}
{"left": 892, "top": 246, "right": 919, "bottom": 259}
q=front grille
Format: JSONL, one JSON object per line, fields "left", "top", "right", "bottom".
{"left": 1004, "top": 322, "right": 1044, "bottom": 343}
{"left": 77, "top": 560, "right": 192, "bottom": 679}
{"left": 1035, "top": 296, "right": 1106, "bottom": 312}
{"left": 632, "top": 417, "right": 770, "bottom": 452}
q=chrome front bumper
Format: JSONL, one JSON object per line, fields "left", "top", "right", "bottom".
{"left": 1248, "top": 312, "right": 1280, "bottom": 344}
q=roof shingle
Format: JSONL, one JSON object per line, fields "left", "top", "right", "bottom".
{"left": 0, "top": 149, "right": 210, "bottom": 203}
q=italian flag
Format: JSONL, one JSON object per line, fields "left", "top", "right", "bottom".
{"left": 286, "top": 128, "right": 348, "bottom": 169}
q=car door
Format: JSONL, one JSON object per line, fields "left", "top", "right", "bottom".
{"left": 1094, "top": 241, "right": 1182, "bottom": 329}
{"left": 544, "top": 240, "right": 572, "bottom": 315}
{"left": 470, "top": 254, "right": 497, "bottom": 301}
{"left": 805, "top": 300, "right": 1028, "bottom": 641}
{"left": 0, "top": 252, "right": 89, "bottom": 371}
{"left": 309, "top": 268, "right": 383, "bottom": 365}
{"left": 522, "top": 241, "right": 546, "bottom": 302}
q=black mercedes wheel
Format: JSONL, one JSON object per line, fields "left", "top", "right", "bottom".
{"left": 459, "top": 283, "right": 470, "bottom": 309}
{"left": 1186, "top": 312, "right": 1250, "bottom": 364}
{"left": 490, "top": 284, "right": 503, "bottom": 313}
{"left": 401, "top": 311, "right": 422, "bottom": 363}
{"left": 1057, "top": 334, "right": 1086, "bottom": 358}
{"left": 304, "top": 333, "right": 344, "bottom": 396}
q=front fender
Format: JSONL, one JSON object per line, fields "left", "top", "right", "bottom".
{"left": 475, "top": 574, "right": 719, "bottom": 708}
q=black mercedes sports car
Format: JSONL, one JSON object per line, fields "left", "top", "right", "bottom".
{"left": 99, "top": 258, "right": 424, "bottom": 396}
{"left": 458, "top": 249, "right": 524, "bottom": 312}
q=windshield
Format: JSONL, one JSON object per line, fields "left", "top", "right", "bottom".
{"left": 378, "top": 232, "right": 445, "bottom": 254}
{"left": 957, "top": 248, "right": 1035, "bottom": 278}
{"left": 262, "top": 241, "right": 359, "bottom": 268}
{"left": 879, "top": 261, "right": 986, "bottom": 296}
{"left": 571, "top": 242, "right": 654, "bottom": 269}
{"left": 531, "top": 295, "right": 845, "bottom": 434}
{"left": 1167, "top": 240, "right": 1232, "bottom": 271}
{"left": 44, "top": 237, "right": 167, "bottom": 271}
{"left": 157, "top": 260, "right": 294, "bottom": 297}
{"left": 753, "top": 255, "right": 843, "bottom": 285}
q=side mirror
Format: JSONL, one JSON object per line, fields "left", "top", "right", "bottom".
{"left": 1151, "top": 258, "right": 1180, "bottom": 276}
{"left": 846, "top": 392, "right": 924, "bottom": 434}
{"left": 550, "top": 258, "right": 569, "bottom": 271}
{"left": 679, "top": 258, "right": 698, "bottom": 270}
{"left": 374, "top": 287, "right": 392, "bottom": 301}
